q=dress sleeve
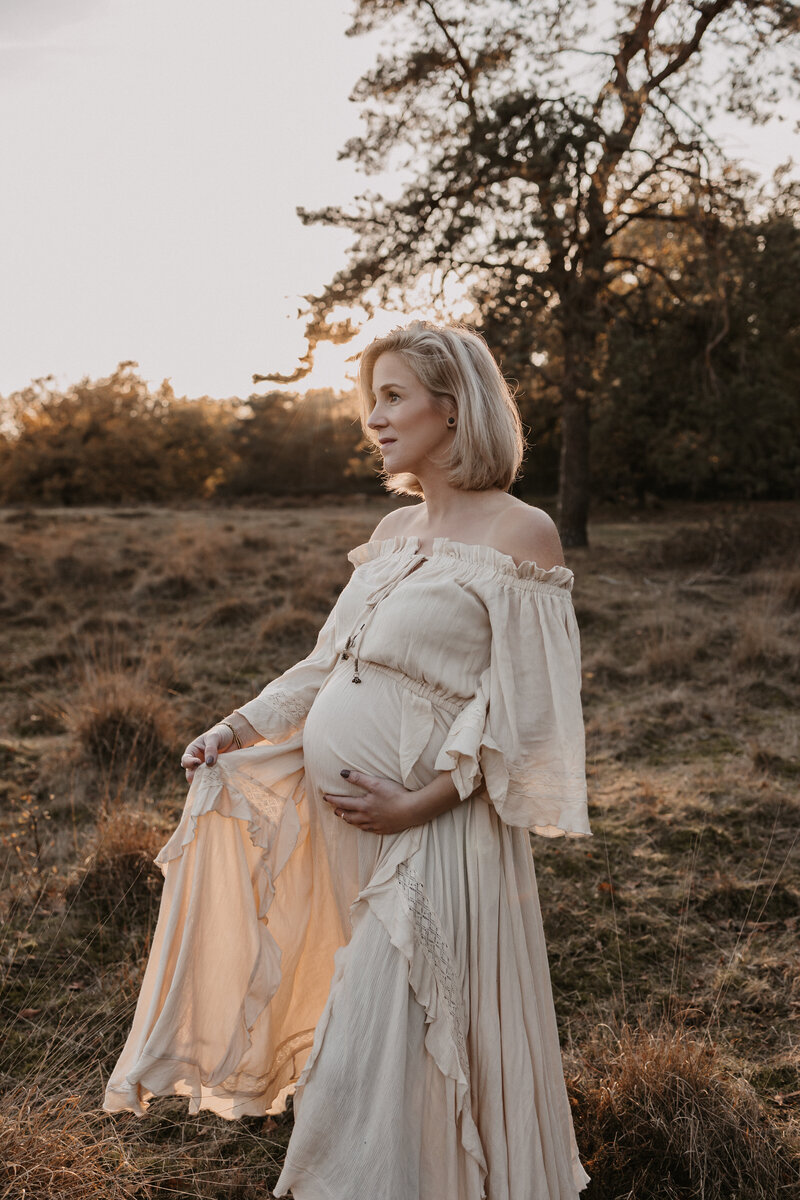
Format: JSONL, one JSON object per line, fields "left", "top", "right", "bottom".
{"left": 232, "top": 604, "right": 339, "bottom": 743}
{"left": 434, "top": 573, "right": 591, "bottom": 838}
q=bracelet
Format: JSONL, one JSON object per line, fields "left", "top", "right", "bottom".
{"left": 219, "top": 720, "right": 241, "bottom": 748}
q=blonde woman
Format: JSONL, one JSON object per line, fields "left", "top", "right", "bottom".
{"left": 105, "top": 321, "right": 592, "bottom": 1199}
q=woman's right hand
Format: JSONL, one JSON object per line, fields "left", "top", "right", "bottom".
{"left": 180, "top": 723, "right": 235, "bottom": 783}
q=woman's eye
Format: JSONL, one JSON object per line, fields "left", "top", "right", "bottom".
{"left": 388, "top": 392, "right": 400, "bottom": 403}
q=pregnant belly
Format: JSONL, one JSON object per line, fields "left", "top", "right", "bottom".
{"left": 302, "top": 660, "right": 455, "bottom": 799}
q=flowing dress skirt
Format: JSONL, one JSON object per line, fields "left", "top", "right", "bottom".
{"left": 104, "top": 656, "right": 589, "bottom": 1199}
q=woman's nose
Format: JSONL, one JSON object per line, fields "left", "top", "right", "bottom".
{"left": 367, "top": 407, "right": 386, "bottom": 429}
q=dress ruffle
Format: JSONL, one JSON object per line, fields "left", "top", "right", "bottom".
{"left": 103, "top": 741, "right": 342, "bottom": 1119}
{"left": 346, "top": 535, "right": 575, "bottom": 593}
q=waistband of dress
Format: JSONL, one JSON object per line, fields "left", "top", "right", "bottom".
{"left": 338, "top": 656, "right": 465, "bottom": 716}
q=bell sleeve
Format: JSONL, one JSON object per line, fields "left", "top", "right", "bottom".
{"left": 232, "top": 604, "right": 339, "bottom": 743}
{"left": 434, "top": 570, "right": 591, "bottom": 838}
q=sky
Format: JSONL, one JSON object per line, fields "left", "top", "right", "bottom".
{"left": 2, "top": 0, "right": 799, "bottom": 401}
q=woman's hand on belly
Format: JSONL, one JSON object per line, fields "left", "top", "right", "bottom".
{"left": 322, "top": 767, "right": 464, "bottom": 834}
{"left": 323, "top": 770, "right": 419, "bottom": 835}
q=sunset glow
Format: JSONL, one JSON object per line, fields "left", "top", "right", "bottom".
{"left": 2, "top": 0, "right": 798, "bottom": 402}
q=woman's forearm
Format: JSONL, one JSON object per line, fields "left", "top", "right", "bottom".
{"left": 409, "top": 771, "right": 475, "bottom": 825}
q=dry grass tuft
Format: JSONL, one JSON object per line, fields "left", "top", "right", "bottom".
{"left": 241, "top": 532, "right": 275, "bottom": 551}
{"left": 12, "top": 691, "right": 68, "bottom": 736}
{"left": 652, "top": 507, "right": 800, "bottom": 575}
{"left": 293, "top": 568, "right": 349, "bottom": 613}
{"left": 261, "top": 607, "right": 321, "bottom": 647}
{"left": 65, "top": 671, "right": 175, "bottom": 787}
{"left": 749, "top": 746, "right": 800, "bottom": 779}
{"left": 135, "top": 571, "right": 209, "bottom": 603}
{"left": 633, "top": 612, "right": 710, "bottom": 682}
{"left": 569, "top": 1022, "right": 798, "bottom": 1199}
{"left": 75, "top": 612, "right": 142, "bottom": 636}
{"left": 730, "top": 596, "right": 795, "bottom": 674}
{"left": 773, "top": 564, "right": 800, "bottom": 612}
{"left": 68, "top": 809, "right": 166, "bottom": 922}
{"left": 200, "top": 597, "right": 258, "bottom": 627}
{"left": 52, "top": 553, "right": 110, "bottom": 591}
{"left": 0, "top": 1086, "right": 146, "bottom": 1199}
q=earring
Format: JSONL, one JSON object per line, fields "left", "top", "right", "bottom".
{"left": 447, "top": 416, "right": 456, "bottom": 427}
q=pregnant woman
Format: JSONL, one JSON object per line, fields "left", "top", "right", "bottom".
{"left": 104, "top": 320, "right": 592, "bottom": 1199}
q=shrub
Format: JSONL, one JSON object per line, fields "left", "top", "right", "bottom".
{"left": 0, "top": 364, "right": 228, "bottom": 505}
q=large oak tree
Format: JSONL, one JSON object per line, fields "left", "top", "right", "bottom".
{"left": 270, "top": 0, "right": 800, "bottom": 544}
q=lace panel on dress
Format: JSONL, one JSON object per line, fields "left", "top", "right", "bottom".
{"left": 258, "top": 688, "right": 310, "bottom": 730}
{"left": 263, "top": 1027, "right": 317, "bottom": 1096}
{"left": 224, "top": 767, "right": 288, "bottom": 826}
{"left": 395, "top": 861, "right": 470, "bottom": 1078}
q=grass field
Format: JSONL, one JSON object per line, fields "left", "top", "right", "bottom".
{"left": 1, "top": 498, "right": 799, "bottom": 1198}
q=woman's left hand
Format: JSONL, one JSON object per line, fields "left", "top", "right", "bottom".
{"left": 322, "top": 770, "right": 419, "bottom": 835}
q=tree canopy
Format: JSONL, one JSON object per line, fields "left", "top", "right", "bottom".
{"left": 278, "top": 0, "right": 800, "bottom": 543}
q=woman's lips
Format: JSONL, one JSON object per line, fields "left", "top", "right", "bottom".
{"left": 379, "top": 438, "right": 396, "bottom": 447}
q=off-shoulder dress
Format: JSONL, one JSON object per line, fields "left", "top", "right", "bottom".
{"left": 104, "top": 536, "right": 593, "bottom": 1200}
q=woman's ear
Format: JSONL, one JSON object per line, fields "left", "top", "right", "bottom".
{"left": 440, "top": 394, "right": 457, "bottom": 425}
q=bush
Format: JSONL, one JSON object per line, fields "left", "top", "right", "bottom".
{"left": 0, "top": 367, "right": 373, "bottom": 505}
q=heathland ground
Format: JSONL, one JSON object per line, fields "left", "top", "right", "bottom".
{"left": 1, "top": 499, "right": 798, "bottom": 1198}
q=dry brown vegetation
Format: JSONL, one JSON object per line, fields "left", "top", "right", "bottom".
{"left": 1, "top": 499, "right": 798, "bottom": 1198}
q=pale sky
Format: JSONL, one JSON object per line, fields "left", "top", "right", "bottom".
{"left": 2, "top": 0, "right": 798, "bottom": 400}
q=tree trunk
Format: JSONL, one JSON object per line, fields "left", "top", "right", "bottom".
{"left": 557, "top": 392, "right": 591, "bottom": 547}
{"left": 556, "top": 327, "right": 592, "bottom": 548}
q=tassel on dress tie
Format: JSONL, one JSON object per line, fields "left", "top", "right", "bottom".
{"left": 341, "top": 628, "right": 365, "bottom": 683}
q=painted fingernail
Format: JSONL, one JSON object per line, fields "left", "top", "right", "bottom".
{"left": 206, "top": 756, "right": 214, "bottom": 766}
{"left": 340, "top": 769, "right": 350, "bottom": 778}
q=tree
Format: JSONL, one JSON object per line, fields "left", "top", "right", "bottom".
{"left": 222, "top": 388, "right": 374, "bottom": 496}
{"left": 275, "top": 0, "right": 800, "bottom": 544}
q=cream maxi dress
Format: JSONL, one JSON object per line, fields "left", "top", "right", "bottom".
{"left": 104, "top": 535, "right": 592, "bottom": 1200}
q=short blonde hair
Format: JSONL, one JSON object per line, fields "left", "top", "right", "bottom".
{"left": 357, "top": 320, "right": 525, "bottom": 496}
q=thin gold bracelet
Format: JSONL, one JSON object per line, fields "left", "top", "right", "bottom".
{"left": 219, "top": 720, "right": 242, "bottom": 750}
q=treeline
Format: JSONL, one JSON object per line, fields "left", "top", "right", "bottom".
{"left": 0, "top": 370, "right": 375, "bottom": 504}
{"left": 1, "top": 207, "right": 798, "bottom": 506}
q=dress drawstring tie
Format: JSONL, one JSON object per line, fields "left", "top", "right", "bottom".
{"left": 341, "top": 549, "right": 428, "bottom": 684}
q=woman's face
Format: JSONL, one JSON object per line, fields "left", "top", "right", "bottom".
{"left": 366, "top": 352, "right": 453, "bottom": 476}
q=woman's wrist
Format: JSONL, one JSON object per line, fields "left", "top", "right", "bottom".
{"left": 408, "top": 771, "right": 464, "bottom": 825}
{"left": 206, "top": 722, "right": 235, "bottom": 750}
{"left": 219, "top": 710, "right": 262, "bottom": 749}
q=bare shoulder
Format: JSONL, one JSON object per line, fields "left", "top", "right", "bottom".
{"left": 369, "top": 504, "right": 422, "bottom": 543}
{"left": 490, "top": 501, "right": 565, "bottom": 569}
